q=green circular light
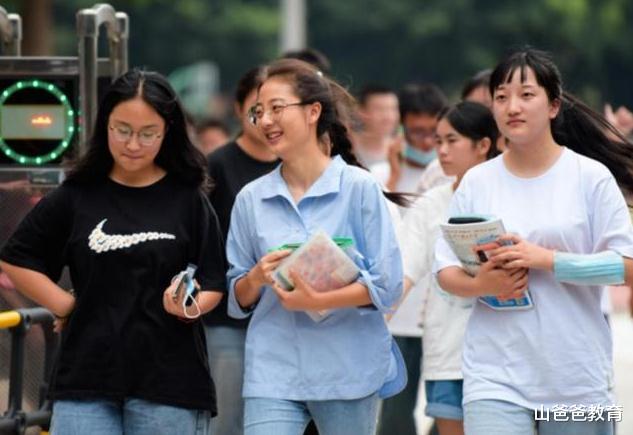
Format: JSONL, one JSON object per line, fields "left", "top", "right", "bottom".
{"left": 0, "top": 79, "right": 75, "bottom": 165}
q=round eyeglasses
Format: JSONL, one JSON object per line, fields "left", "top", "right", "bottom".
{"left": 248, "top": 101, "right": 307, "bottom": 125}
{"left": 109, "top": 125, "right": 164, "bottom": 147}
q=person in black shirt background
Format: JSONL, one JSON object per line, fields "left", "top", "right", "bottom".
{"left": 203, "top": 65, "right": 279, "bottom": 435}
{"left": 0, "top": 69, "right": 227, "bottom": 435}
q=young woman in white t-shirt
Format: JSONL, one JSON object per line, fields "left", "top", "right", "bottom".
{"left": 401, "top": 101, "right": 499, "bottom": 435}
{"left": 435, "top": 48, "right": 633, "bottom": 435}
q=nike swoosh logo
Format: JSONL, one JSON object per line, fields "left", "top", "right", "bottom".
{"left": 88, "top": 219, "right": 176, "bottom": 253}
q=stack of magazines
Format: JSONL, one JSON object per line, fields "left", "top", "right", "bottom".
{"left": 274, "top": 230, "right": 360, "bottom": 321}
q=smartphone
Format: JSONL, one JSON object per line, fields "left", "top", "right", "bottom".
{"left": 473, "top": 241, "right": 501, "bottom": 262}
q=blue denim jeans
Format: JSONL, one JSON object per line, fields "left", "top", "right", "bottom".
{"left": 244, "top": 394, "right": 380, "bottom": 435}
{"left": 463, "top": 399, "right": 614, "bottom": 435}
{"left": 204, "top": 325, "right": 247, "bottom": 435}
{"left": 50, "top": 398, "right": 211, "bottom": 435}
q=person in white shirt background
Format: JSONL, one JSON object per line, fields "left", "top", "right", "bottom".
{"left": 401, "top": 101, "right": 500, "bottom": 435}
{"left": 352, "top": 84, "right": 401, "bottom": 169}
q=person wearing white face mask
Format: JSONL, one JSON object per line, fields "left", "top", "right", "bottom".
{"left": 370, "top": 83, "right": 454, "bottom": 196}
{"left": 376, "top": 82, "right": 454, "bottom": 435}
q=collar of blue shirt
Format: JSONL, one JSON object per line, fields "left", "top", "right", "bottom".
{"left": 260, "top": 155, "right": 346, "bottom": 203}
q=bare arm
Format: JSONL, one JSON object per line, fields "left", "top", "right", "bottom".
{"left": 437, "top": 262, "right": 528, "bottom": 299}
{"left": 0, "top": 261, "right": 75, "bottom": 317}
{"left": 624, "top": 258, "right": 633, "bottom": 289}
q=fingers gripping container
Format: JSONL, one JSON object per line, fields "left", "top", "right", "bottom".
{"left": 274, "top": 230, "right": 360, "bottom": 322}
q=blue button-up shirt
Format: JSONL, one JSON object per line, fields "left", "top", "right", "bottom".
{"left": 226, "top": 155, "right": 403, "bottom": 400}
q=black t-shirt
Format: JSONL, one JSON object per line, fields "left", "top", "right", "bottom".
{"left": 203, "top": 141, "right": 279, "bottom": 328}
{"left": 0, "top": 174, "right": 226, "bottom": 413}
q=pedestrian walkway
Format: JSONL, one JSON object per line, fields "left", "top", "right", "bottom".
{"left": 613, "top": 311, "right": 632, "bottom": 434}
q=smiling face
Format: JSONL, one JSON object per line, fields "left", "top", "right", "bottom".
{"left": 254, "top": 76, "right": 320, "bottom": 159}
{"left": 492, "top": 67, "right": 560, "bottom": 148}
{"left": 107, "top": 96, "right": 165, "bottom": 181}
{"left": 435, "top": 118, "right": 489, "bottom": 180}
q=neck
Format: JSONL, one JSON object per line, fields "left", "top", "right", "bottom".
{"left": 504, "top": 134, "right": 562, "bottom": 177}
{"left": 281, "top": 143, "right": 331, "bottom": 199}
{"left": 236, "top": 134, "right": 278, "bottom": 162}
{"left": 109, "top": 165, "right": 166, "bottom": 187}
{"left": 357, "top": 131, "right": 390, "bottom": 152}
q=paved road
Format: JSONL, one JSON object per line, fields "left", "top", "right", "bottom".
{"left": 613, "top": 311, "right": 633, "bottom": 434}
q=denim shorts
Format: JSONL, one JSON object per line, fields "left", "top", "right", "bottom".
{"left": 424, "top": 379, "right": 463, "bottom": 420}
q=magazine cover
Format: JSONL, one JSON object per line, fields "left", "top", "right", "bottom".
{"left": 440, "top": 215, "right": 534, "bottom": 310}
{"left": 274, "top": 230, "right": 360, "bottom": 321}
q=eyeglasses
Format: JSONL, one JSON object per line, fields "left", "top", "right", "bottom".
{"left": 109, "top": 124, "right": 164, "bottom": 147}
{"left": 404, "top": 127, "right": 436, "bottom": 141}
{"left": 248, "top": 101, "right": 307, "bottom": 125}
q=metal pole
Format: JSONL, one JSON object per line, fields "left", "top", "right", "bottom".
{"left": 6, "top": 314, "right": 26, "bottom": 418}
{"left": 280, "top": 0, "right": 306, "bottom": 53}
{"left": 0, "top": 6, "right": 22, "bottom": 56}
{"left": 77, "top": 3, "right": 127, "bottom": 155}
{"left": 114, "top": 12, "right": 129, "bottom": 77}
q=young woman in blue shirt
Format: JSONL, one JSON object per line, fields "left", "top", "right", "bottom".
{"left": 225, "top": 59, "right": 406, "bottom": 435}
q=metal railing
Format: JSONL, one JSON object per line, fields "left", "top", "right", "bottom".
{"left": 0, "top": 308, "right": 58, "bottom": 435}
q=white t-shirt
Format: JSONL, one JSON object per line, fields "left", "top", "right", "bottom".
{"left": 401, "top": 183, "right": 474, "bottom": 379}
{"left": 370, "top": 158, "right": 454, "bottom": 196}
{"left": 434, "top": 147, "right": 633, "bottom": 410}
{"left": 371, "top": 159, "right": 450, "bottom": 337}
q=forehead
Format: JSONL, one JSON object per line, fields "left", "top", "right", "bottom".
{"left": 257, "top": 77, "right": 298, "bottom": 103}
{"left": 436, "top": 117, "right": 459, "bottom": 134}
{"left": 498, "top": 66, "right": 539, "bottom": 88}
{"left": 363, "top": 93, "right": 398, "bottom": 108}
{"left": 109, "top": 97, "right": 164, "bottom": 126}
{"left": 402, "top": 112, "right": 437, "bottom": 128}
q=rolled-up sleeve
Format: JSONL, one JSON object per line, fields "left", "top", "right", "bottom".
{"left": 226, "top": 191, "right": 258, "bottom": 319}
{"left": 357, "top": 180, "right": 403, "bottom": 314}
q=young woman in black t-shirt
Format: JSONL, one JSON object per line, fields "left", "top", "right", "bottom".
{"left": 0, "top": 69, "right": 226, "bottom": 435}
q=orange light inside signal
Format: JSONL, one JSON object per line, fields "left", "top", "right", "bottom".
{"left": 31, "top": 115, "right": 53, "bottom": 127}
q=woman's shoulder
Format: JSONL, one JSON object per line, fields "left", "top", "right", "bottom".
{"left": 566, "top": 147, "right": 613, "bottom": 181}
{"left": 341, "top": 162, "right": 382, "bottom": 191}
{"left": 459, "top": 154, "right": 504, "bottom": 186}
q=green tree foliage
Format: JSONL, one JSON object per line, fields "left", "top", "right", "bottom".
{"left": 2, "top": 0, "right": 632, "bottom": 107}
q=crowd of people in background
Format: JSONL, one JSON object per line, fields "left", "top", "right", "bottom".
{"left": 1, "top": 45, "right": 633, "bottom": 435}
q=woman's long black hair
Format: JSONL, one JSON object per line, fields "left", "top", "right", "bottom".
{"left": 257, "top": 58, "right": 410, "bottom": 206}
{"left": 65, "top": 68, "right": 209, "bottom": 191}
{"left": 489, "top": 48, "right": 633, "bottom": 196}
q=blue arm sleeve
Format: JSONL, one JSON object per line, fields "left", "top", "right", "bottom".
{"left": 554, "top": 251, "right": 625, "bottom": 286}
